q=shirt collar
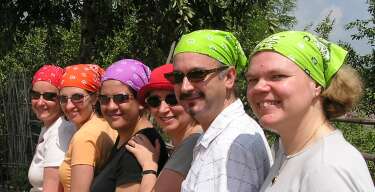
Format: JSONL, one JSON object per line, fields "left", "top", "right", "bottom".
{"left": 196, "top": 99, "right": 246, "bottom": 149}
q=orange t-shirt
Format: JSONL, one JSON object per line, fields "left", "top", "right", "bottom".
{"left": 59, "top": 114, "right": 117, "bottom": 192}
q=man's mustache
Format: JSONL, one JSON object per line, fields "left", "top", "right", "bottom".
{"left": 179, "top": 92, "right": 204, "bottom": 100}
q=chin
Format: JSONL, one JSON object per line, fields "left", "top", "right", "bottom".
{"left": 258, "top": 114, "right": 277, "bottom": 126}
{"left": 163, "top": 125, "right": 178, "bottom": 134}
{"left": 108, "top": 121, "right": 125, "bottom": 130}
{"left": 72, "top": 119, "right": 84, "bottom": 127}
{"left": 37, "top": 116, "right": 49, "bottom": 122}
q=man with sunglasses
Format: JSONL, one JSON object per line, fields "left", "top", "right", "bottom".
{"left": 167, "top": 30, "right": 273, "bottom": 192}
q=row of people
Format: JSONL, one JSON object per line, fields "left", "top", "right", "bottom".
{"left": 28, "top": 60, "right": 202, "bottom": 192}
{"left": 28, "top": 29, "right": 374, "bottom": 192}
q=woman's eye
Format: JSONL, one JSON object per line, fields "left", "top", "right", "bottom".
{"left": 271, "top": 75, "right": 287, "bottom": 80}
{"left": 246, "top": 78, "right": 258, "bottom": 83}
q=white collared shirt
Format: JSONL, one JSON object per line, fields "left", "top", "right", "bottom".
{"left": 181, "top": 99, "right": 273, "bottom": 192}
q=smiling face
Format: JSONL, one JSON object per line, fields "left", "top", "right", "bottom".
{"left": 31, "top": 81, "right": 61, "bottom": 127}
{"left": 147, "top": 89, "right": 192, "bottom": 136}
{"left": 59, "top": 87, "right": 96, "bottom": 128}
{"left": 100, "top": 80, "right": 141, "bottom": 131}
{"left": 173, "top": 52, "right": 230, "bottom": 128}
{"left": 246, "top": 51, "right": 319, "bottom": 132}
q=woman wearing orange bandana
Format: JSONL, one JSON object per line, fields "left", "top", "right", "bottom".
{"left": 58, "top": 64, "right": 117, "bottom": 192}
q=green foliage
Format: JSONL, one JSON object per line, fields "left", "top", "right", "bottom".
{"left": 314, "top": 11, "right": 335, "bottom": 39}
{"left": 0, "top": 0, "right": 80, "bottom": 56}
{"left": 0, "top": 0, "right": 297, "bottom": 73}
{"left": 334, "top": 122, "right": 375, "bottom": 180}
{"left": 342, "top": 44, "right": 375, "bottom": 115}
{"left": 96, "top": 15, "right": 139, "bottom": 67}
{"left": 346, "top": 0, "right": 375, "bottom": 47}
{"left": 344, "top": 0, "right": 375, "bottom": 115}
{"left": 0, "top": 23, "right": 81, "bottom": 83}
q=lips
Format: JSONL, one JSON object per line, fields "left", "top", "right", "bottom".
{"left": 67, "top": 111, "right": 80, "bottom": 119}
{"left": 159, "top": 116, "right": 176, "bottom": 123}
{"left": 37, "top": 109, "right": 49, "bottom": 114}
{"left": 36, "top": 110, "right": 50, "bottom": 118}
{"left": 256, "top": 100, "right": 281, "bottom": 113}
{"left": 108, "top": 113, "right": 122, "bottom": 120}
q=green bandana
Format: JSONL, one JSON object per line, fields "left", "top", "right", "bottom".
{"left": 251, "top": 31, "right": 348, "bottom": 88}
{"left": 174, "top": 30, "right": 248, "bottom": 73}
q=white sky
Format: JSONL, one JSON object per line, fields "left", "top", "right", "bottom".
{"left": 293, "top": 0, "right": 372, "bottom": 55}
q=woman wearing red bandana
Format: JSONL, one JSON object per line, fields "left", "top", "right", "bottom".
{"left": 58, "top": 64, "right": 117, "bottom": 192}
{"left": 28, "top": 64, "right": 76, "bottom": 192}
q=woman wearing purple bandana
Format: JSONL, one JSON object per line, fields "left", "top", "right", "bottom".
{"left": 90, "top": 59, "right": 168, "bottom": 192}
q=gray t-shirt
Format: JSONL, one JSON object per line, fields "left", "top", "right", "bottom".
{"left": 163, "top": 133, "right": 201, "bottom": 176}
{"left": 260, "top": 130, "right": 374, "bottom": 192}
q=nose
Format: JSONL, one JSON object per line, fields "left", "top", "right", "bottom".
{"left": 249, "top": 78, "right": 271, "bottom": 93}
{"left": 35, "top": 97, "right": 46, "bottom": 106}
{"left": 158, "top": 100, "right": 170, "bottom": 114}
{"left": 106, "top": 99, "right": 119, "bottom": 111}
{"left": 181, "top": 77, "right": 194, "bottom": 93}
{"left": 64, "top": 99, "right": 76, "bottom": 111}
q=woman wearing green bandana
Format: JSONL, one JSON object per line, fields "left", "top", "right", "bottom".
{"left": 246, "top": 31, "right": 374, "bottom": 191}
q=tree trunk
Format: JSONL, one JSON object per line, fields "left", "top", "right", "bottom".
{"left": 79, "top": 0, "right": 112, "bottom": 63}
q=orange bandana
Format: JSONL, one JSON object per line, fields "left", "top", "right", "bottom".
{"left": 60, "top": 64, "right": 104, "bottom": 92}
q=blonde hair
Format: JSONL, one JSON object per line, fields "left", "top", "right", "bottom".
{"left": 321, "top": 65, "right": 363, "bottom": 119}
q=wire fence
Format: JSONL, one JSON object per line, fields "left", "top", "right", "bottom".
{"left": 0, "top": 72, "right": 40, "bottom": 191}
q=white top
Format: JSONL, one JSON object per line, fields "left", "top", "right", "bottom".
{"left": 181, "top": 99, "right": 273, "bottom": 192}
{"left": 260, "top": 130, "right": 375, "bottom": 192}
{"left": 28, "top": 117, "right": 75, "bottom": 192}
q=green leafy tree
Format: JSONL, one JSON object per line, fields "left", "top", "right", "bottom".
{"left": 314, "top": 11, "right": 335, "bottom": 39}
{"left": 345, "top": 0, "right": 375, "bottom": 115}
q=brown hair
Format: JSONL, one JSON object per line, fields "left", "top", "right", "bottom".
{"left": 321, "top": 65, "right": 363, "bottom": 119}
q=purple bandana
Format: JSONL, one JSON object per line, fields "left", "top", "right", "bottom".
{"left": 101, "top": 59, "right": 151, "bottom": 93}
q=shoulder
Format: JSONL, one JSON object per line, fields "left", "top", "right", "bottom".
{"left": 300, "top": 131, "right": 374, "bottom": 190}
{"left": 301, "top": 163, "right": 374, "bottom": 191}
{"left": 59, "top": 118, "right": 76, "bottom": 133}
{"left": 44, "top": 117, "right": 74, "bottom": 141}
{"left": 180, "top": 133, "right": 201, "bottom": 150}
{"left": 137, "top": 127, "right": 162, "bottom": 143}
{"left": 81, "top": 116, "right": 110, "bottom": 130}
{"left": 220, "top": 116, "right": 267, "bottom": 151}
{"left": 78, "top": 116, "right": 115, "bottom": 137}
{"left": 307, "top": 131, "right": 368, "bottom": 169}
{"left": 168, "top": 133, "right": 201, "bottom": 164}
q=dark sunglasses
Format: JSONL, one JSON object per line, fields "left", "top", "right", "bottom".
{"left": 164, "top": 66, "right": 228, "bottom": 84}
{"left": 30, "top": 90, "right": 58, "bottom": 101}
{"left": 59, "top": 93, "right": 92, "bottom": 105}
{"left": 98, "top": 94, "right": 133, "bottom": 105}
{"left": 145, "top": 94, "right": 178, "bottom": 108}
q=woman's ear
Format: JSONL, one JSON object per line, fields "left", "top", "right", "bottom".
{"left": 314, "top": 83, "right": 322, "bottom": 97}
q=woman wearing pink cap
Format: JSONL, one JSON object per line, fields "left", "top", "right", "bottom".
{"left": 90, "top": 59, "right": 168, "bottom": 192}
{"left": 28, "top": 64, "right": 75, "bottom": 192}
{"left": 58, "top": 64, "right": 117, "bottom": 192}
{"left": 126, "top": 64, "right": 202, "bottom": 192}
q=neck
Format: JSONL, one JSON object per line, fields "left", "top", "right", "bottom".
{"left": 118, "top": 116, "right": 152, "bottom": 147}
{"left": 170, "top": 123, "right": 202, "bottom": 146}
{"left": 279, "top": 109, "right": 333, "bottom": 155}
{"left": 198, "top": 96, "right": 237, "bottom": 132}
{"left": 75, "top": 113, "right": 94, "bottom": 129}
{"left": 43, "top": 115, "right": 60, "bottom": 128}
